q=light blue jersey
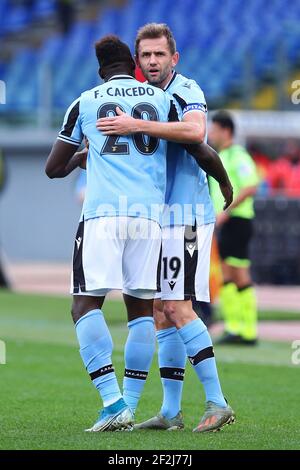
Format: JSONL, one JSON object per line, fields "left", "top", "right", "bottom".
{"left": 163, "top": 72, "right": 216, "bottom": 227}
{"left": 58, "top": 75, "right": 176, "bottom": 224}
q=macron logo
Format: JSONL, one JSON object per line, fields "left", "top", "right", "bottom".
{"left": 75, "top": 237, "right": 82, "bottom": 250}
{"left": 168, "top": 280, "right": 176, "bottom": 290}
{"left": 186, "top": 242, "right": 196, "bottom": 257}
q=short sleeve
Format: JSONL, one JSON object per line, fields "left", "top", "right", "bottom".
{"left": 58, "top": 98, "right": 83, "bottom": 146}
{"left": 172, "top": 80, "right": 207, "bottom": 117}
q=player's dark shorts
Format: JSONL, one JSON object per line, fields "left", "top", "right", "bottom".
{"left": 217, "top": 217, "right": 253, "bottom": 264}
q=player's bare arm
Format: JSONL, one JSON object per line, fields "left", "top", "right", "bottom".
{"left": 96, "top": 106, "right": 205, "bottom": 144}
{"left": 45, "top": 140, "right": 84, "bottom": 178}
{"left": 183, "top": 142, "right": 233, "bottom": 210}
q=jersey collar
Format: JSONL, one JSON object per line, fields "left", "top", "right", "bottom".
{"left": 163, "top": 71, "right": 177, "bottom": 91}
{"left": 107, "top": 75, "right": 135, "bottom": 82}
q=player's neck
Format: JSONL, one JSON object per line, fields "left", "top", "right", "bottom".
{"left": 149, "top": 71, "right": 175, "bottom": 90}
{"left": 220, "top": 138, "right": 234, "bottom": 150}
{"left": 103, "top": 65, "right": 134, "bottom": 82}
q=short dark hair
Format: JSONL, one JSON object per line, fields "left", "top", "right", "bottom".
{"left": 135, "top": 23, "right": 176, "bottom": 56}
{"left": 95, "top": 35, "right": 135, "bottom": 76}
{"left": 212, "top": 111, "right": 235, "bottom": 135}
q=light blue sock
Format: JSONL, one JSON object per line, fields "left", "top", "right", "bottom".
{"left": 75, "top": 309, "right": 122, "bottom": 407}
{"left": 157, "top": 327, "right": 186, "bottom": 419}
{"left": 123, "top": 316, "right": 156, "bottom": 413}
{"left": 178, "top": 318, "right": 226, "bottom": 407}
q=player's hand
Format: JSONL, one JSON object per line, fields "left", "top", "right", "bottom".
{"left": 219, "top": 181, "right": 233, "bottom": 210}
{"left": 76, "top": 147, "right": 88, "bottom": 170}
{"left": 96, "top": 107, "right": 139, "bottom": 135}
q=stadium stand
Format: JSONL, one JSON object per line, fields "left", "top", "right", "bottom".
{"left": 0, "top": 0, "right": 300, "bottom": 111}
{"left": 250, "top": 197, "right": 300, "bottom": 284}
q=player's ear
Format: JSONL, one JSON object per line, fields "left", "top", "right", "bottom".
{"left": 172, "top": 52, "right": 179, "bottom": 68}
{"left": 135, "top": 55, "right": 140, "bottom": 67}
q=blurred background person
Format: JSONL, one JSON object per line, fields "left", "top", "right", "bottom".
{"left": 267, "top": 140, "right": 300, "bottom": 197}
{"left": 209, "top": 111, "right": 259, "bottom": 345}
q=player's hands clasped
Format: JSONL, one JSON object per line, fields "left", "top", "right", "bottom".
{"left": 96, "top": 107, "right": 139, "bottom": 135}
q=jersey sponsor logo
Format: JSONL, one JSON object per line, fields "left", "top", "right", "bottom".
{"left": 182, "top": 103, "right": 207, "bottom": 115}
{"left": 186, "top": 242, "right": 197, "bottom": 257}
{"left": 168, "top": 280, "right": 176, "bottom": 290}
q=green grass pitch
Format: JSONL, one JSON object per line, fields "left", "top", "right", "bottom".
{"left": 0, "top": 291, "right": 299, "bottom": 450}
